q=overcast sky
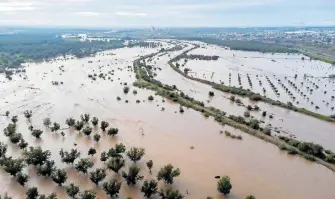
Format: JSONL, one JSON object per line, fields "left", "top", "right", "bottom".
{"left": 0, "top": 0, "right": 334, "bottom": 27}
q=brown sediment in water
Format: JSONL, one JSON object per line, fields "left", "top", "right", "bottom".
{"left": 0, "top": 43, "right": 334, "bottom": 199}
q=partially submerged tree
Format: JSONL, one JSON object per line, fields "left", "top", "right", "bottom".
{"left": 88, "top": 148, "right": 96, "bottom": 156}
{"left": 75, "top": 158, "right": 94, "bottom": 174}
{"left": 146, "top": 160, "right": 153, "bottom": 174}
{"left": 4, "top": 123, "right": 16, "bottom": 137}
{"left": 59, "top": 148, "right": 80, "bottom": 164}
{"left": 43, "top": 118, "right": 51, "bottom": 127}
{"left": 102, "top": 179, "right": 122, "bottom": 198}
{"left": 159, "top": 188, "right": 184, "bottom": 199}
{"left": 91, "top": 117, "right": 99, "bottom": 126}
{"left": 65, "top": 118, "right": 76, "bottom": 127}
{"left": 51, "top": 122, "right": 60, "bottom": 132}
{"left": 126, "top": 147, "right": 145, "bottom": 163}
{"left": 141, "top": 179, "right": 158, "bottom": 198}
{"left": 93, "top": 134, "right": 100, "bottom": 142}
{"left": 23, "top": 146, "right": 51, "bottom": 166}
{"left": 24, "top": 110, "right": 33, "bottom": 119}
{"left": 26, "top": 187, "right": 39, "bottom": 199}
{"left": 157, "top": 164, "right": 180, "bottom": 184}
{"left": 80, "top": 190, "right": 96, "bottom": 199}
{"left": 38, "top": 193, "right": 57, "bottom": 199}
{"left": 3, "top": 157, "right": 25, "bottom": 176}
{"left": 9, "top": 132, "right": 22, "bottom": 144}
{"left": 106, "top": 157, "right": 125, "bottom": 173}
{"left": 74, "top": 121, "right": 84, "bottom": 131}
{"left": 100, "top": 152, "right": 108, "bottom": 162}
{"left": 51, "top": 168, "right": 68, "bottom": 186}
{"left": 123, "top": 86, "right": 130, "bottom": 94}
{"left": 82, "top": 127, "right": 92, "bottom": 136}
{"left": 31, "top": 129, "right": 43, "bottom": 139}
{"left": 0, "top": 142, "right": 8, "bottom": 158}
{"left": 122, "top": 164, "right": 143, "bottom": 185}
{"left": 11, "top": 116, "right": 18, "bottom": 123}
{"left": 107, "top": 128, "right": 119, "bottom": 136}
{"left": 217, "top": 176, "right": 232, "bottom": 195}
{"left": 89, "top": 168, "right": 106, "bottom": 185}
{"left": 100, "top": 121, "right": 109, "bottom": 131}
{"left": 81, "top": 113, "right": 90, "bottom": 123}
{"left": 108, "top": 143, "right": 126, "bottom": 158}
{"left": 66, "top": 183, "right": 80, "bottom": 198}
{"left": 15, "top": 172, "right": 29, "bottom": 186}
{"left": 18, "top": 139, "right": 28, "bottom": 149}
{"left": 36, "top": 160, "right": 55, "bottom": 177}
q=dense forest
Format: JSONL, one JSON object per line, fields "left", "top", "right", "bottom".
{"left": 178, "top": 37, "right": 299, "bottom": 54}
{"left": 0, "top": 34, "right": 124, "bottom": 69}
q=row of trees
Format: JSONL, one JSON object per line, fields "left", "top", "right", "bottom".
{"left": 0, "top": 33, "right": 124, "bottom": 69}
{"left": 1, "top": 111, "right": 186, "bottom": 199}
{"left": 1, "top": 110, "right": 257, "bottom": 198}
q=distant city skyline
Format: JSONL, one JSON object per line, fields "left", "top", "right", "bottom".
{"left": 0, "top": 0, "right": 334, "bottom": 27}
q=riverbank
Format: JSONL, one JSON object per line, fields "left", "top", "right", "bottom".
{"left": 133, "top": 45, "right": 335, "bottom": 172}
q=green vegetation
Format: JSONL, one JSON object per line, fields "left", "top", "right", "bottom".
{"left": 126, "top": 147, "right": 145, "bottom": 163}
{"left": 278, "top": 136, "right": 334, "bottom": 163}
{"left": 80, "top": 190, "right": 96, "bottom": 199}
{"left": 59, "top": 148, "right": 80, "bottom": 164}
{"left": 146, "top": 160, "right": 153, "bottom": 174}
{"left": 132, "top": 44, "right": 335, "bottom": 172}
{"left": 0, "top": 34, "right": 124, "bottom": 69}
{"left": 159, "top": 188, "right": 184, "bottom": 199}
{"left": 168, "top": 45, "right": 335, "bottom": 123}
{"left": 107, "top": 128, "right": 119, "bottom": 136}
{"left": 66, "top": 183, "right": 80, "bottom": 198}
{"left": 141, "top": 180, "right": 158, "bottom": 198}
{"left": 89, "top": 168, "right": 106, "bottom": 185}
{"left": 100, "top": 121, "right": 109, "bottom": 131}
{"left": 80, "top": 113, "right": 90, "bottom": 123}
{"left": 217, "top": 176, "right": 232, "bottom": 195}
{"left": 108, "top": 143, "right": 126, "bottom": 158}
{"left": 75, "top": 158, "right": 94, "bottom": 174}
{"left": 122, "top": 164, "right": 144, "bottom": 185}
{"left": 157, "top": 164, "right": 180, "bottom": 184}
{"left": 91, "top": 117, "right": 99, "bottom": 126}
{"left": 107, "top": 157, "right": 125, "bottom": 173}
{"left": 181, "top": 37, "right": 299, "bottom": 53}
{"left": 103, "top": 179, "right": 122, "bottom": 198}
{"left": 24, "top": 147, "right": 51, "bottom": 166}
{"left": 51, "top": 168, "right": 68, "bottom": 186}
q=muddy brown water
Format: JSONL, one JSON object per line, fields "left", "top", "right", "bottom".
{"left": 154, "top": 42, "right": 335, "bottom": 152}
{"left": 0, "top": 44, "right": 334, "bottom": 199}
{"left": 178, "top": 43, "right": 335, "bottom": 116}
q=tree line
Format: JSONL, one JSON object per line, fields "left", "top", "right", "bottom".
{"left": 0, "top": 33, "right": 124, "bottom": 69}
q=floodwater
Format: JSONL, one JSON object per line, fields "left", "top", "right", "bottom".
{"left": 178, "top": 43, "right": 335, "bottom": 115}
{"left": 153, "top": 42, "right": 335, "bottom": 152}
{"left": 0, "top": 42, "right": 335, "bottom": 199}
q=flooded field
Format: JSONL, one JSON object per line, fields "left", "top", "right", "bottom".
{"left": 176, "top": 43, "right": 335, "bottom": 115}
{"left": 153, "top": 43, "right": 335, "bottom": 152}
{"left": 0, "top": 41, "right": 335, "bottom": 199}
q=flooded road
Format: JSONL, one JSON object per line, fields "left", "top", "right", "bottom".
{"left": 0, "top": 42, "right": 335, "bottom": 199}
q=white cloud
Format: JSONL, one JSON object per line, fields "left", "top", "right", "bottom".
{"left": 115, "top": 12, "right": 148, "bottom": 17}
{"left": 75, "top": 12, "right": 103, "bottom": 16}
{"left": 166, "top": 0, "right": 278, "bottom": 11}
{"left": 0, "top": 1, "right": 37, "bottom": 12}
